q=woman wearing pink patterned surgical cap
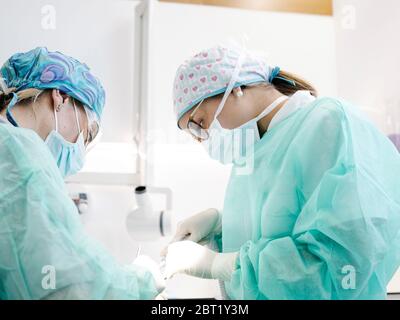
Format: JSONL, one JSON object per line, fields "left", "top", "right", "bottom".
{"left": 163, "top": 45, "right": 400, "bottom": 300}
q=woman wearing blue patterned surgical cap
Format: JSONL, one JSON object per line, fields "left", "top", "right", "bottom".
{"left": 0, "top": 47, "right": 163, "bottom": 300}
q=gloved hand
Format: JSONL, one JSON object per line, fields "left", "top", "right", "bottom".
{"left": 163, "top": 208, "right": 222, "bottom": 253}
{"left": 133, "top": 255, "right": 166, "bottom": 293}
{"left": 163, "top": 240, "right": 238, "bottom": 281}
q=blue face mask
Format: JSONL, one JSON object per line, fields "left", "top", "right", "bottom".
{"left": 45, "top": 101, "right": 86, "bottom": 178}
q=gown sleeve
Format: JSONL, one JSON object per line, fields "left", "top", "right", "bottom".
{"left": 228, "top": 100, "right": 400, "bottom": 299}
{"left": 0, "top": 125, "right": 158, "bottom": 300}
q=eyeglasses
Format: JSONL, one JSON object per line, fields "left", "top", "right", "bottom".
{"left": 186, "top": 99, "right": 209, "bottom": 141}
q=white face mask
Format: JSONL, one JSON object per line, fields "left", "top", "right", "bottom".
{"left": 202, "top": 95, "right": 288, "bottom": 164}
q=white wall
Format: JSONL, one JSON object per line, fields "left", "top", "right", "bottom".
{"left": 333, "top": 0, "right": 400, "bottom": 134}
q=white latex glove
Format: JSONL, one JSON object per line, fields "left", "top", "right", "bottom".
{"left": 133, "top": 255, "right": 166, "bottom": 293}
{"left": 164, "top": 240, "right": 238, "bottom": 281}
{"left": 161, "top": 208, "right": 221, "bottom": 256}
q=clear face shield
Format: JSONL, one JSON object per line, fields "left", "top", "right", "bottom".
{"left": 83, "top": 106, "right": 102, "bottom": 152}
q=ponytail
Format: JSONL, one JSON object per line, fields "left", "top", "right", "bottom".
{"left": 0, "top": 78, "right": 44, "bottom": 112}
{"left": 271, "top": 70, "right": 318, "bottom": 97}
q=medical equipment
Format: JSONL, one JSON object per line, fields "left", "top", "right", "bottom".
{"left": 126, "top": 185, "right": 173, "bottom": 241}
{"left": 69, "top": 192, "right": 89, "bottom": 215}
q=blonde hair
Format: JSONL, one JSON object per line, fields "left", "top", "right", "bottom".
{"left": 0, "top": 78, "right": 44, "bottom": 111}
{"left": 242, "top": 70, "right": 317, "bottom": 98}
{"left": 271, "top": 70, "right": 318, "bottom": 97}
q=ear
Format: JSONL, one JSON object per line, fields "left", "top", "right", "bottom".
{"left": 51, "top": 89, "right": 70, "bottom": 111}
{"left": 233, "top": 87, "right": 243, "bottom": 97}
{"left": 51, "top": 89, "right": 63, "bottom": 112}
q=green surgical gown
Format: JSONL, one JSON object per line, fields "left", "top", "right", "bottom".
{"left": 222, "top": 97, "right": 400, "bottom": 299}
{"left": 0, "top": 122, "right": 158, "bottom": 300}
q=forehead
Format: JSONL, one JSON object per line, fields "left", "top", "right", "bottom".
{"left": 177, "top": 94, "right": 223, "bottom": 129}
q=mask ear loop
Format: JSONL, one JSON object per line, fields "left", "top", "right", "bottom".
{"left": 213, "top": 50, "right": 246, "bottom": 121}
{"left": 72, "top": 99, "right": 81, "bottom": 134}
{"left": 53, "top": 104, "right": 59, "bottom": 132}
